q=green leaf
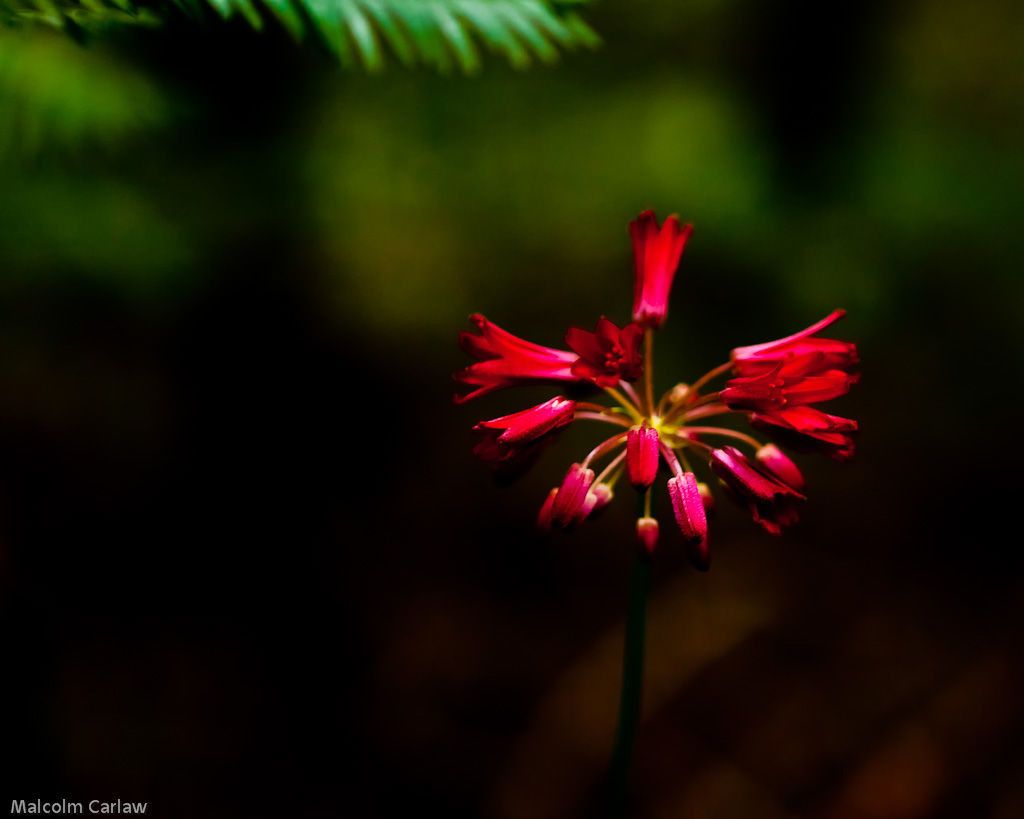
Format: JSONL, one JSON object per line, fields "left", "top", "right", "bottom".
{"left": 0, "top": 0, "right": 600, "bottom": 72}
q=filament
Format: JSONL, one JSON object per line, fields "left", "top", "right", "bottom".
{"left": 682, "top": 426, "right": 762, "bottom": 449}
{"left": 575, "top": 411, "right": 632, "bottom": 428}
{"left": 582, "top": 432, "right": 628, "bottom": 468}
{"left": 594, "top": 450, "right": 627, "bottom": 485}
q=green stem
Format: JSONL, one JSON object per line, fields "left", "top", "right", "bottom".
{"left": 643, "top": 329, "right": 655, "bottom": 415}
{"left": 607, "top": 550, "right": 651, "bottom": 814}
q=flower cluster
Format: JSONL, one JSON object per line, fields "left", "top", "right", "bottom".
{"left": 454, "top": 211, "right": 859, "bottom": 570}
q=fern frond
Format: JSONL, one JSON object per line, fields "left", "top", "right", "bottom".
{"left": 0, "top": 29, "right": 170, "bottom": 156}
{"left": 0, "top": 0, "right": 600, "bottom": 73}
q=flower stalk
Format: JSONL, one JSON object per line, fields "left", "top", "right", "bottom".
{"left": 607, "top": 549, "right": 651, "bottom": 813}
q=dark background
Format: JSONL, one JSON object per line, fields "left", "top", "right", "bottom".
{"left": 2, "top": 0, "right": 1023, "bottom": 816}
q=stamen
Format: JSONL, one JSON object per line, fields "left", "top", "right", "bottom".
{"left": 603, "top": 386, "right": 644, "bottom": 423}
{"left": 582, "top": 432, "right": 629, "bottom": 468}
{"left": 575, "top": 411, "right": 633, "bottom": 428}
{"left": 603, "top": 464, "right": 625, "bottom": 489}
{"left": 664, "top": 390, "right": 722, "bottom": 424}
{"left": 576, "top": 401, "right": 619, "bottom": 413}
{"left": 682, "top": 426, "right": 762, "bottom": 449}
{"left": 658, "top": 440, "right": 684, "bottom": 478}
{"left": 620, "top": 381, "right": 644, "bottom": 413}
{"left": 681, "top": 402, "right": 732, "bottom": 422}
{"left": 686, "top": 361, "right": 733, "bottom": 397}
{"left": 594, "top": 450, "right": 627, "bottom": 485}
{"left": 682, "top": 437, "right": 715, "bottom": 455}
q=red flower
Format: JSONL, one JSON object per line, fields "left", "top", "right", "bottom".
{"left": 630, "top": 210, "right": 693, "bottom": 328}
{"left": 457, "top": 211, "right": 860, "bottom": 571}
{"left": 721, "top": 361, "right": 858, "bottom": 412}
{"left": 626, "top": 423, "right": 660, "bottom": 490}
{"left": 455, "top": 314, "right": 581, "bottom": 403}
{"left": 566, "top": 317, "right": 643, "bottom": 387}
{"left": 731, "top": 309, "right": 859, "bottom": 377}
{"left": 473, "top": 396, "right": 576, "bottom": 464}
{"left": 710, "top": 446, "right": 805, "bottom": 535}
{"left": 750, "top": 406, "right": 858, "bottom": 461}
{"left": 668, "top": 471, "right": 710, "bottom": 571}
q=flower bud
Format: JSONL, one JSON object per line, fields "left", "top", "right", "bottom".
{"left": 668, "top": 383, "right": 690, "bottom": 404}
{"left": 755, "top": 443, "right": 805, "bottom": 490}
{"left": 590, "top": 483, "right": 614, "bottom": 516}
{"left": 550, "top": 463, "right": 595, "bottom": 528}
{"left": 668, "top": 472, "right": 710, "bottom": 571}
{"left": 626, "top": 424, "right": 660, "bottom": 490}
{"left": 697, "top": 481, "right": 715, "bottom": 511}
{"left": 635, "top": 517, "right": 659, "bottom": 554}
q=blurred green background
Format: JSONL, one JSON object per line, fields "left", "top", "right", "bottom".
{"left": 2, "top": 1, "right": 1023, "bottom": 817}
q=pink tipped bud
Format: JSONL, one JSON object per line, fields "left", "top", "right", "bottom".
{"left": 550, "top": 463, "right": 595, "bottom": 528}
{"left": 590, "top": 483, "right": 614, "bottom": 516}
{"left": 668, "top": 472, "right": 710, "bottom": 571}
{"left": 626, "top": 424, "right": 660, "bottom": 490}
{"left": 755, "top": 444, "right": 805, "bottom": 490}
{"left": 697, "top": 481, "right": 715, "bottom": 511}
{"left": 668, "top": 383, "right": 690, "bottom": 404}
{"left": 636, "top": 517, "right": 660, "bottom": 554}
{"left": 537, "top": 488, "right": 558, "bottom": 532}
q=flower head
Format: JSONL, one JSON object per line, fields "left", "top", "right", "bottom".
{"left": 457, "top": 211, "right": 859, "bottom": 568}
{"left": 630, "top": 210, "right": 693, "bottom": 328}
